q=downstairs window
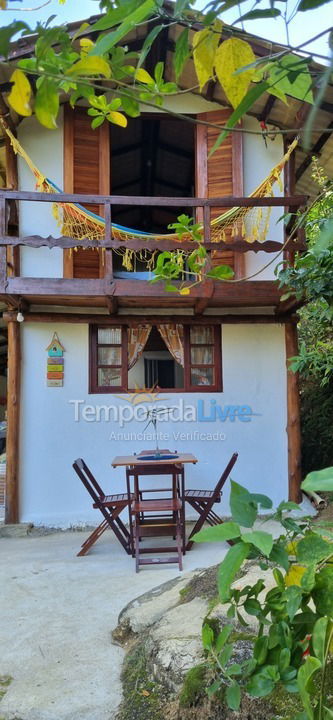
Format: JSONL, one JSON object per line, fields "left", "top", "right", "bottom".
{"left": 89, "top": 324, "right": 222, "bottom": 393}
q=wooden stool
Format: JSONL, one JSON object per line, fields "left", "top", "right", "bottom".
{"left": 131, "top": 497, "right": 183, "bottom": 572}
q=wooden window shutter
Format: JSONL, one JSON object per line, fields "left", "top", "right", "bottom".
{"left": 63, "top": 105, "right": 110, "bottom": 278}
{"left": 195, "top": 110, "right": 244, "bottom": 278}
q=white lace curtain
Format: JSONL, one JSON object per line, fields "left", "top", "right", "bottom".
{"left": 127, "top": 325, "right": 152, "bottom": 370}
{"left": 157, "top": 324, "right": 184, "bottom": 367}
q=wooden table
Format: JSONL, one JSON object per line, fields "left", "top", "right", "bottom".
{"left": 112, "top": 452, "right": 198, "bottom": 559}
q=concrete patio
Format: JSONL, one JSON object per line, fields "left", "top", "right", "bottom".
{"left": 0, "top": 528, "right": 230, "bottom": 720}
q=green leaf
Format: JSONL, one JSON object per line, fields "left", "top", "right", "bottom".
{"left": 35, "top": 78, "right": 59, "bottom": 129}
{"left": 0, "top": 20, "right": 30, "bottom": 57}
{"left": 250, "top": 493, "right": 273, "bottom": 509}
{"left": 226, "top": 682, "right": 241, "bottom": 711}
{"left": 312, "top": 567, "right": 333, "bottom": 615}
{"left": 246, "top": 667, "right": 278, "bottom": 697}
{"left": 297, "top": 656, "right": 322, "bottom": 720}
{"left": 192, "top": 521, "right": 241, "bottom": 544}
{"left": 268, "top": 54, "right": 313, "bottom": 104}
{"left": 237, "top": 8, "right": 281, "bottom": 21}
{"left": 279, "top": 648, "right": 291, "bottom": 673}
{"left": 174, "top": 28, "right": 190, "bottom": 80}
{"left": 241, "top": 531, "right": 273, "bottom": 557}
{"left": 273, "top": 568, "right": 285, "bottom": 590}
{"left": 209, "top": 82, "right": 269, "bottom": 153}
{"left": 91, "top": 116, "right": 105, "bottom": 129}
{"left": 285, "top": 585, "right": 303, "bottom": 621}
{"left": 244, "top": 598, "right": 262, "bottom": 617}
{"left": 207, "top": 265, "right": 234, "bottom": 279}
{"left": 270, "top": 544, "right": 289, "bottom": 572}
{"left": 215, "top": 624, "right": 233, "bottom": 652}
{"left": 300, "top": 564, "right": 316, "bottom": 592}
{"left": 296, "top": 533, "right": 332, "bottom": 564}
{"left": 299, "top": 0, "right": 332, "bottom": 8}
{"left": 202, "top": 623, "right": 214, "bottom": 650}
{"left": 218, "top": 542, "right": 250, "bottom": 602}
{"left": 219, "top": 644, "right": 233, "bottom": 667}
{"left": 312, "top": 617, "right": 329, "bottom": 664}
{"left": 254, "top": 636, "right": 268, "bottom": 665}
{"left": 301, "top": 466, "right": 333, "bottom": 493}
{"left": 88, "top": 1, "right": 142, "bottom": 31}
{"left": 137, "top": 24, "right": 164, "bottom": 69}
{"left": 229, "top": 481, "right": 258, "bottom": 528}
{"left": 92, "top": 0, "right": 156, "bottom": 55}
{"left": 121, "top": 95, "right": 140, "bottom": 118}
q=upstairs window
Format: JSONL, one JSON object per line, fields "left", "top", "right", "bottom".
{"left": 89, "top": 324, "right": 222, "bottom": 393}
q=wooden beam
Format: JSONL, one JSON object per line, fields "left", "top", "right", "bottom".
{"left": 4, "top": 277, "right": 283, "bottom": 305}
{"left": 106, "top": 295, "right": 118, "bottom": 315}
{"left": 232, "top": 121, "right": 244, "bottom": 280}
{"left": 0, "top": 233, "right": 306, "bottom": 254}
{"left": 0, "top": 189, "right": 308, "bottom": 207}
{"left": 3, "top": 311, "right": 294, "bottom": 325}
{"left": 285, "top": 321, "right": 302, "bottom": 502}
{"left": 5, "top": 319, "right": 20, "bottom": 523}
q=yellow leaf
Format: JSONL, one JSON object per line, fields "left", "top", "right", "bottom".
{"left": 80, "top": 38, "right": 95, "bottom": 56}
{"left": 141, "top": 690, "right": 150, "bottom": 697}
{"left": 215, "top": 37, "right": 255, "bottom": 109}
{"left": 193, "top": 21, "right": 221, "bottom": 91}
{"left": 135, "top": 68, "right": 154, "bottom": 85}
{"left": 67, "top": 56, "right": 111, "bottom": 78}
{"left": 179, "top": 287, "right": 190, "bottom": 295}
{"left": 286, "top": 540, "right": 299, "bottom": 555}
{"left": 285, "top": 564, "right": 306, "bottom": 587}
{"left": 8, "top": 69, "right": 32, "bottom": 117}
{"left": 107, "top": 111, "right": 127, "bottom": 128}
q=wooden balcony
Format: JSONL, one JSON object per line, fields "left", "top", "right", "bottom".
{"left": 0, "top": 190, "right": 307, "bottom": 317}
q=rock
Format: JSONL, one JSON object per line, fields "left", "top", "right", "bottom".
{"left": 147, "top": 598, "right": 209, "bottom": 691}
{"left": 0, "top": 524, "right": 33, "bottom": 538}
{"left": 115, "top": 571, "right": 197, "bottom": 637}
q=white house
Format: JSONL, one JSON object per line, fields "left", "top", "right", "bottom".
{"left": 0, "top": 16, "right": 312, "bottom": 529}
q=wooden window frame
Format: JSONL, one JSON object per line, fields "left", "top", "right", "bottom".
{"left": 89, "top": 323, "right": 222, "bottom": 394}
{"left": 89, "top": 325, "right": 128, "bottom": 393}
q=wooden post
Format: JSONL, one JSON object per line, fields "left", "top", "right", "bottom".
{"left": 2, "top": 115, "right": 20, "bottom": 276}
{"left": 5, "top": 319, "right": 21, "bottom": 523}
{"left": 285, "top": 321, "right": 302, "bottom": 502}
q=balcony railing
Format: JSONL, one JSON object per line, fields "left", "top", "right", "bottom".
{"left": 0, "top": 190, "right": 307, "bottom": 300}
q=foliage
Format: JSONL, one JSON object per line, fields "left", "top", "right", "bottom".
{"left": 192, "top": 470, "right": 333, "bottom": 718}
{"left": 300, "top": 375, "right": 333, "bottom": 476}
{"left": 278, "top": 161, "right": 333, "bottom": 385}
{"left": 0, "top": 0, "right": 330, "bottom": 150}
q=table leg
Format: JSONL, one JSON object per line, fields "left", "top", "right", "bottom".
{"left": 126, "top": 467, "right": 134, "bottom": 557}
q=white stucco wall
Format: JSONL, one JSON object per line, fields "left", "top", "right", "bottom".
{"left": 18, "top": 110, "right": 64, "bottom": 278}
{"left": 19, "top": 322, "right": 288, "bottom": 527}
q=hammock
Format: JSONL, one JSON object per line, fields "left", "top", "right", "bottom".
{"left": 3, "top": 124, "right": 298, "bottom": 271}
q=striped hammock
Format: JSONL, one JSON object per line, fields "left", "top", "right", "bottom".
{"left": 4, "top": 124, "right": 298, "bottom": 270}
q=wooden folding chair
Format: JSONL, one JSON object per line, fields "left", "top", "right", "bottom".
{"left": 185, "top": 452, "right": 238, "bottom": 551}
{"left": 73, "top": 458, "right": 133, "bottom": 556}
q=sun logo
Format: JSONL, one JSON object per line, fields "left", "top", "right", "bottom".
{"left": 114, "top": 384, "right": 167, "bottom": 406}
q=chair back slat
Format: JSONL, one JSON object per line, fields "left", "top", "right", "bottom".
{"left": 213, "top": 452, "right": 238, "bottom": 498}
{"left": 73, "top": 458, "right": 105, "bottom": 504}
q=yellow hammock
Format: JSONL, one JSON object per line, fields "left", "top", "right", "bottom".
{"left": 3, "top": 124, "right": 298, "bottom": 270}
